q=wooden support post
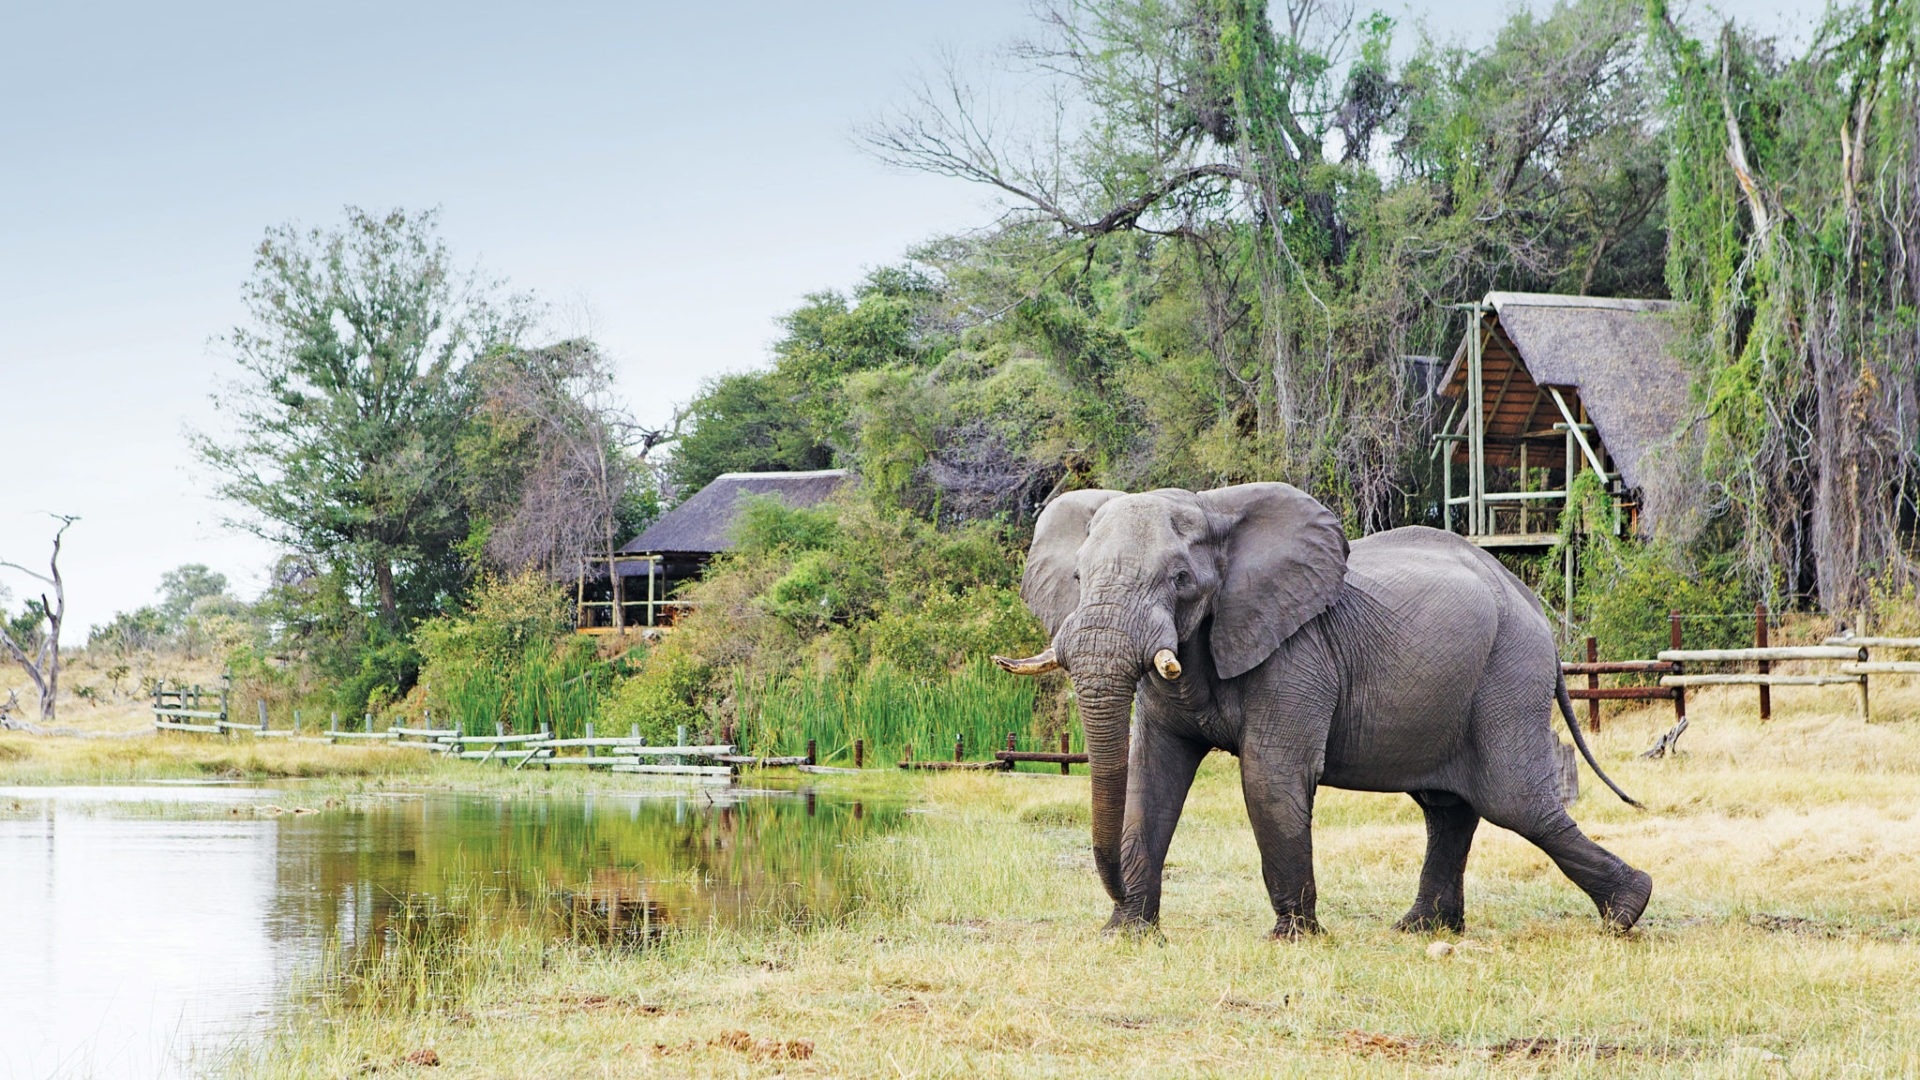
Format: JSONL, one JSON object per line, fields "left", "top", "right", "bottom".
{"left": 806, "top": 738, "right": 817, "bottom": 767}
{"left": 1669, "top": 610, "right": 1687, "bottom": 729}
{"left": 953, "top": 734, "right": 963, "bottom": 763}
{"left": 1519, "top": 442, "right": 1530, "bottom": 534}
{"left": 257, "top": 699, "right": 269, "bottom": 732}
{"left": 293, "top": 709, "right": 301, "bottom": 734}
{"left": 330, "top": 711, "right": 339, "bottom": 734}
{"left": 854, "top": 738, "right": 864, "bottom": 769}
{"left": 1441, "top": 449, "right": 1452, "bottom": 533}
{"left": 1060, "top": 731, "right": 1072, "bottom": 776}
{"left": 585, "top": 721, "right": 595, "bottom": 764}
{"left": 1755, "top": 602, "right": 1771, "bottom": 721}
{"left": 1467, "top": 309, "right": 1486, "bottom": 536}
{"left": 364, "top": 712, "right": 373, "bottom": 734}
{"left": 1859, "top": 676, "right": 1871, "bottom": 722}
{"left": 1585, "top": 637, "right": 1600, "bottom": 733}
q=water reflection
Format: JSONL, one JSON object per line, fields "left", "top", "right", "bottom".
{"left": 0, "top": 785, "right": 894, "bottom": 1078}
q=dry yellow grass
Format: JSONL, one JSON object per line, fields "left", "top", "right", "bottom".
{"left": 0, "top": 649, "right": 231, "bottom": 736}
{"left": 201, "top": 680, "right": 1920, "bottom": 1078}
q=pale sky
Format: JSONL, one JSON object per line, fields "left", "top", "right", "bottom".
{"left": 0, "top": 0, "right": 1825, "bottom": 641}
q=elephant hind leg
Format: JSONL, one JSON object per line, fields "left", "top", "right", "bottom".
{"left": 1394, "top": 791, "right": 1478, "bottom": 934}
{"left": 1482, "top": 801, "right": 1653, "bottom": 931}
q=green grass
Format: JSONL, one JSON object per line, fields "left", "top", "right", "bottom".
{"left": 735, "top": 656, "right": 1068, "bottom": 765}
{"left": 437, "top": 641, "right": 607, "bottom": 739}
{"left": 217, "top": 686, "right": 1920, "bottom": 1077}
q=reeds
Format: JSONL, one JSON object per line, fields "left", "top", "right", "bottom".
{"left": 733, "top": 656, "right": 1064, "bottom": 765}
{"left": 435, "top": 642, "right": 606, "bottom": 739}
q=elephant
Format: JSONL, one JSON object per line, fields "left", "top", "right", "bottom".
{"left": 992, "top": 482, "right": 1651, "bottom": 937}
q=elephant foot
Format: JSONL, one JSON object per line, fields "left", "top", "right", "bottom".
{"left": 1596, "top": 869, "right": 1654, "bottom": 932}
{"left": 1268, "top": 912, "right": 1322, "bottom": 940}
{"left": 1101, "top": 908, "right": 1160, "bottom": 940}
{"left": 1392, "top": 906, "right": 1465, "bottom": 935}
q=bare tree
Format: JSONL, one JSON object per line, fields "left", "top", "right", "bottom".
{"left": 473, "top": 341, "right": 644, "bottom": 627}
{"left": 0, "top": 514, "right": 76, "bottom": 724}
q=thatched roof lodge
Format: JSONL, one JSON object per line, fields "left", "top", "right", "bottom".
{"left": 1435, "top": 292, "right": 1697, "bottom": 548}
{"left": 578, "top": 469, "right": 853, "bottom": 631}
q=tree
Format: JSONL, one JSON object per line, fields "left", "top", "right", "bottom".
{"left": 195, "top": 207, "right": 529, "bottom": 629}
{"left": 664, "top": 270, "right": 949, "bottom": 498}
{"left": 864, "top": 0, "right": 1664, "bottom": 527}
{"left": 157, "top": 564, "right": 229, "bottom": 630}
{"left": 466, "top": 339, "right": 644, "bottom": 626}
{"left": 0, "top": 515, "right": 75, "bottom": 724}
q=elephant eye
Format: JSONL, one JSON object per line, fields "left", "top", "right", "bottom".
{"left": 1173, "top": 569, "right": 1193, "bottom": 588}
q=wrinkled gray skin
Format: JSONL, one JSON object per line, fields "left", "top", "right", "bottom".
{"left": 1015, "top": 483, "right": 1652, "bottom": 937}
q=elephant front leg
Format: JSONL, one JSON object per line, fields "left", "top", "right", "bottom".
{"left": 1394, "top": 791, "right": 1480, "bottom": 934}
{"left": 1238, "top": 749, "right": 1323, "bottom": 938}
{"left": 1104, "top": 724, "right": 1206, "bottom": 935}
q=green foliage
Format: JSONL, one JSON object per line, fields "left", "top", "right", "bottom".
{"left": 414, "top": 573, "right": 606, "bottom": 737}
{"left": 603, "top": 641, "right": 712, "bottom": 743}
{"left": 1578, "top": 544, "right": 1756, "bottom": 662}
{"left": 195, "top": 206, "right": 530, "bottom": 631}
{"left": 665, "top": 266, "right": 951, "bottom": 498}
{"left": 156, "top": 564, "right": 229, "bottom": 629}
{"left": 732, "top": 496, "right": 840, "bottom": 554}
{"left": 663, "top": 370, "right": 833, "bottom": 497}
{"left": 735, "top": 657, "right": 1059, "bottom": 767}
{"left": 604, "top": 492, "right": 1043, "bottom": 752}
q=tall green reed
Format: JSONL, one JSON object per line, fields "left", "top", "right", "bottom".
{"left": 437, "top": 639, "right": 607, "bottom": 739}
{"left": 734, "top": 656, "right": 1070, "bottom": 766}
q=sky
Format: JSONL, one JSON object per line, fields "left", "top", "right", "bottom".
{"left": 1, "top": 0, "right": 1827, "bottom": 642}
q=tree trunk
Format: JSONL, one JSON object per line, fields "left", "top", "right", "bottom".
{"left": 374, "top": 555, "right": 399, "bottom": 627}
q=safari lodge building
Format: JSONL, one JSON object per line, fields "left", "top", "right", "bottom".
{"left": 1433, "top": 292, "right": 1696, "bottom": 571}
{"left": 576, "top": 469, "right": 852, "bottom": 632}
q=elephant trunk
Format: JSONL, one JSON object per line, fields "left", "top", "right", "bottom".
{"left": 1072, "top": 664, "right": 1136, "bottom": 908}
{"left": 1055, "top": 602, "right": 1169, "bottom": 915}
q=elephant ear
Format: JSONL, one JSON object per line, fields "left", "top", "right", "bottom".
{"left": 1021, "top": 488, "right": 1124, "bottom": 636}
{"left": 1198, "top": 483, "right": 1349, "bottom": 680}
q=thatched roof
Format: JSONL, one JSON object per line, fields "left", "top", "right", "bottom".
{"left": 619, "top": 470, "right": 852, "bottom": 557}
{"left": 1439, "top": 293, "right": 1696, "bottom": 495}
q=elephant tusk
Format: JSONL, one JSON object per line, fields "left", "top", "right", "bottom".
{"left": 1153, "top": 649, "right": 1182, "bottom": 680}
{"left": 993, "top": 647, "right": 1060, "bottom": 675}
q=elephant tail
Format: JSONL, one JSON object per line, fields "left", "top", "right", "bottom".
{"left": 1556, "top": 673, "right": 1645, "bottom": 809}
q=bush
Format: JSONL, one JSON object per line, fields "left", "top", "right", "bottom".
{"left": 1579, "top": 543, "right": 1755, "bottom": 662}
{"left": 414, "top": 573, "right": 607, "bottom": 736}
{"left": 603, "top": 642, "right": 712, "bottom": 743}
{"left": 600, "top": 490, "right": 1046, "bottom": 755}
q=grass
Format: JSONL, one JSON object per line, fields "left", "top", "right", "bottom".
{"left": 192, "top": 678, "right": 1920, "bottom": 1077}
{"left": 738, "top": 657, "right": 1065, "bottom": 766}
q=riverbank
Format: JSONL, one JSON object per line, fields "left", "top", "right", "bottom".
{"left": 106, "top": 685, "right": 1905, "bottom": 1077}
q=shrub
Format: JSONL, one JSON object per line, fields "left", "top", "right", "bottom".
{"left": 603, "top": 642, "right": 712, "bottom": 743}
{"left": 1579, "top": 543, "right": 1755, "bottom": 661}
{"left": 414, "top": 572, "right": 606, "bottom": 736}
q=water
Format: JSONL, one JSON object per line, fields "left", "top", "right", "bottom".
{"left": 0, "top": 784, "right": 892, "bottom": 1078}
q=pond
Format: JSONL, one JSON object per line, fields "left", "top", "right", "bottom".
{"left": 0, "top": 783, "right": 895, "bottom": 1078}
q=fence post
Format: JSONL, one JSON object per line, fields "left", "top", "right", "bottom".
{"left": 330, "top": 711, "right": 339, "bottom": 735}
{"left": 257, "top": 699, "right": 269, "bottom": 733}
{"left": 1669, "top": 609, "right": 1686, "bottom": 731}
{"left": 293, "top": 709, "right": 301, "bottom": 734}
{"left": 1755, "top": 601, "right": 1771, "bottom": 721}
{"left": 954, "top": 734, "right": 963, "bottom": 763}
{"left": 1585, "top": 636, "right": 1600, "bottom": 733}
{"left": 853, "top": 738, "right": 864, "bottom": 770}
{"left": 585, "top": 721, "right": 595, "bottom": 765}
{"left": 364, "top": 712, "right": 373, "bottom": 734}
{"left": 1060, "top": 731, "right": 1071, "bottom": 776}
{"left": 806, "top": 738, "right": 817, "bottom": 767}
